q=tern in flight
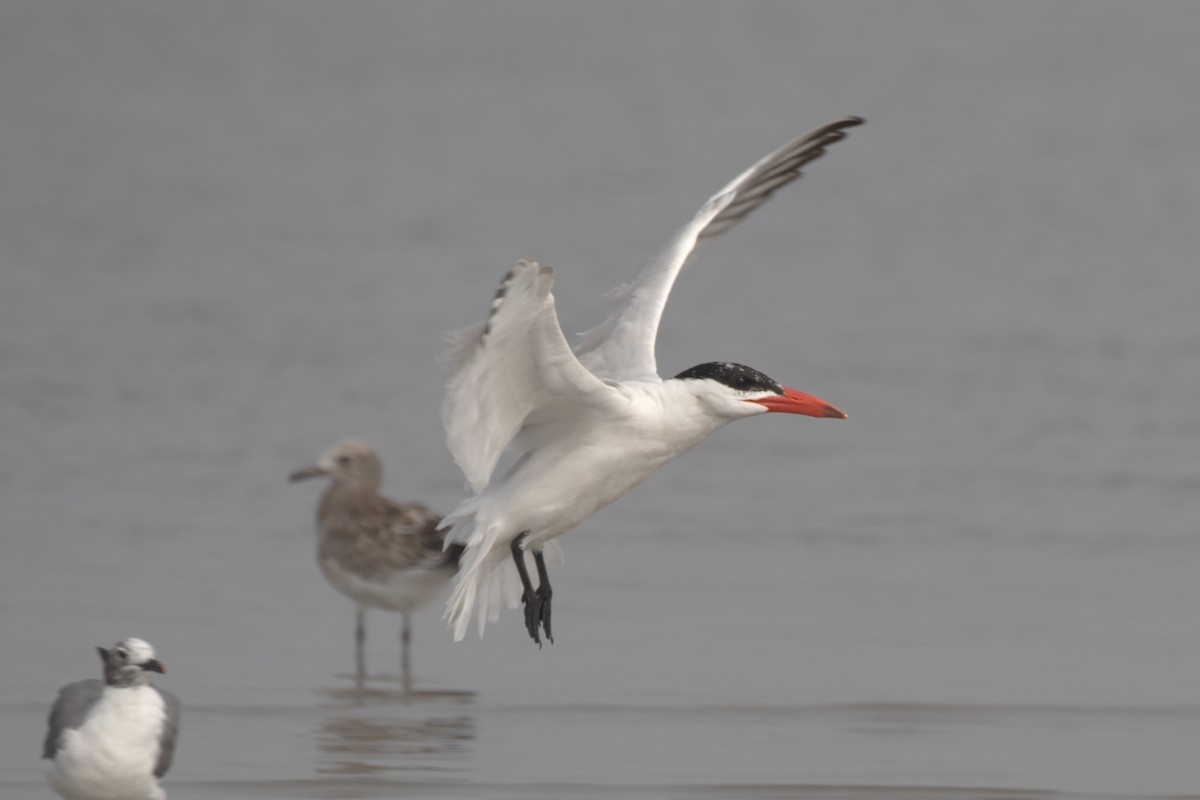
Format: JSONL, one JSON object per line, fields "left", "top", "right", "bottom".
{"left": 441, "top": 116, "right": 863, "bottom": 645}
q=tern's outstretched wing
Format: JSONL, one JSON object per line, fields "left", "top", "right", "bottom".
{"left": 575, "top": 117, "right": 864, "bottom": 382}
{"left": 443, "top": 259, "right": 613, "bottom": 492}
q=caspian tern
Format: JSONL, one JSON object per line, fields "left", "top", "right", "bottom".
{"left": 441, "top": 117, "right": 863, "bottom": 645}
{"left": 290, "top": 440, "right": 464, "bottom": 691}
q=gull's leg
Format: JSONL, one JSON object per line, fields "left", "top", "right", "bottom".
{"left": 400, "top": 611, "right": 413, "bottom": 695}
{"left": 510, "top": 532, "right": 542, "bottom": 647}
{"left": 355, "top": 606, "right": 367, "bottom": 690}
{"left": 532, "top": 548, "right": 554, "bottom": 645}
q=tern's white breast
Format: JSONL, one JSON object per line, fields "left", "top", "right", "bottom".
{"left": 490, "top": 383, "right": 725, "bottom": 549}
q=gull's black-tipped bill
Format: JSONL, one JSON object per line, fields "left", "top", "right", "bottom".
{"left": 140, "top": 659, "right": 165, "bottom": 674}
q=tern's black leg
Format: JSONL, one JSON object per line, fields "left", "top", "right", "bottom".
{"left": 533, "top": 547, "right": 553, "bottom": 645}
{"left": 511, "top": 533, "right": 541, "bottom": 645}
{"left": 510, "top": 533, "right": 553, "bottom": 647}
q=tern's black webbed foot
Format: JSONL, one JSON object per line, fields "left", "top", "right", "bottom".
{"left": 521, "top": 584, "right": 553, "bottom": 647}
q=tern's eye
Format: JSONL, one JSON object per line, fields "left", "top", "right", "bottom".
{"left": 114, "top": 648, "right": 127, "bottom": 660}
{"left": 733, "top": 375, "right": 753, "bottom": 390}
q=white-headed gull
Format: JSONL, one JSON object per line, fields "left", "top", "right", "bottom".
{"left": 290, "top": 439, "right": 464, "bottom": 691}
{"left": 44, "top": 638, "right": 180, "bottom": 800}
{"left": 441, "top": 117, "right": 863, "bottom": 645}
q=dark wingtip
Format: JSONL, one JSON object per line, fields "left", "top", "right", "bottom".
{"left": 445, "top": 542, "right": 468, "bottom": 565}
{"left": 829, "top": 116, "right": 865, "bottom": 130}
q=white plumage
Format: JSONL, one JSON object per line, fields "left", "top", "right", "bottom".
{"left": 44, "top": 638, "right": 180, "bottom": 800}
{"left": 441, "top": 118, "right": 863, "bottom": 644}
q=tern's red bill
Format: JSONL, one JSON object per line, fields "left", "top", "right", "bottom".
{"left": 747, "top": 387, "right": 847, "bottom": 418}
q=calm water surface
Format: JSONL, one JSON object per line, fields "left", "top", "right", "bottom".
{"left": 2, "top": 3, "right": 1199, "bottom": 798}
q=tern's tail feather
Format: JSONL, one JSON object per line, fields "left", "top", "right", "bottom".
{"left": 441, "top": 509, "right": 563, "bottom": 640}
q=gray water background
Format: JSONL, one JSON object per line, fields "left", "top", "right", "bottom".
{"left": 2, "top": 2, "right": 1199, "bottom": 798}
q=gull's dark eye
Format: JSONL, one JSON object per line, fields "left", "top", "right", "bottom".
{"left": 114, "top": 648, "right": 127, "bottom": 660}
{"left": 336, "top": 455, "right": 352, "bottom": 466}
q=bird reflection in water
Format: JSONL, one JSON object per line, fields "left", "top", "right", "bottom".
{"left": 316, "top": 689, "right": 475, "bottom": 778}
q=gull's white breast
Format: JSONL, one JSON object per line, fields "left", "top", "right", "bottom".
{"left": 48, "top": 686, "right": 167, "bottom": 800}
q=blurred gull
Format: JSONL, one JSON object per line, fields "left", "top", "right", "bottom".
{"left": 290, "top": 439, "right": 463, "bottom": 692}
{"left": 43, "top": 638, "right": 180, "bottom": 800}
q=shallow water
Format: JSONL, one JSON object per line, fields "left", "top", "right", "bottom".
{"left": 3, "top": 2, "right": 1200, "bottom": 798}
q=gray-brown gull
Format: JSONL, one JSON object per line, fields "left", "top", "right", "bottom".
{"left": 43, "top": 638, "right": 180, "bottom": 800}
{"left": 441, "top": 117, "right": 862, "bottom": 645}
{"left": 290, "top": 439, "right": 463, "bottom": 692}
